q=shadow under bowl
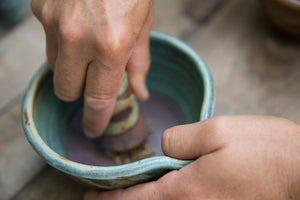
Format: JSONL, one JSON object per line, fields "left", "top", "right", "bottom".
{"left": 22, "top": 31, "right": 215, "bottom": 189}
{"left": 260, "top": 0, "right": 300, "bottom": 39}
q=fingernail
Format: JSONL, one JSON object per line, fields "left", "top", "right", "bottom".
{"left": 83, "top": 127, "right": 99, "bottom": 139}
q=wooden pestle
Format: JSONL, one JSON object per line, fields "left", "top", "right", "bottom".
{"left": 98, "top": 73, "right": 149, "bottom": 152}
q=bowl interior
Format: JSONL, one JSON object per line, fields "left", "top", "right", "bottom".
{"left": 33, "top": 36, "right": 208, "bottom": 162}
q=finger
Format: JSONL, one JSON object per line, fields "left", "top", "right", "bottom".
{"left": 82, "top": 60, "right": 125, "bottom": 138}
{"left": 126, "top": 3, "right": 153, "bottom": 101}
{"left": 30, "top": 0, "right": 44, "bottom": 20}
{"left": 44, "top": 28, "right": 58, "bottom": 70}
{"left": 84, "top": 170, "right": 180, "bottom": 200}
{"left": 31, "top": 0, "right": 58, "bottom": 70}
{"left": 161, "top": 116, "right": 226, "bottom": 159}
{"left": 31, "top": 0, "right": 54, "bottom": 26}
{"left": 53, "top": 41, "right": 88, "bottom": 101}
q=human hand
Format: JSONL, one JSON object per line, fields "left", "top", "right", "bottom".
{"left": 84, "top": 115, "right": 300, "bottom": 199}
{"left": 31, "top": 0, "right": 153, "bottom": 137}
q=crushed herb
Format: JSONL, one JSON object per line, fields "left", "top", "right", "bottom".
{"left": 104, "top": 144, "right": 155, "bottom": 165}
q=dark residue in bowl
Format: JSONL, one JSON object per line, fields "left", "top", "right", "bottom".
{"left": 65, "top": 90, "right": 185, "bottom": 166}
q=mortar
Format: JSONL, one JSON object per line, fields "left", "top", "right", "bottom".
{"left": 22, "top": 31, "right": 215, "bottom": 189}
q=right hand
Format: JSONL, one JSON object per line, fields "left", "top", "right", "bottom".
{"left": 85, "top": 115, "right": 300, "bottom": 199}
{"left": 31, "top": 0, "right": 154, "bottom": 137}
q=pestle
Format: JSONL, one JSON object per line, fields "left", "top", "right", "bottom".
{"left": 97, "top": 73, "right": 149, "bottom": 152}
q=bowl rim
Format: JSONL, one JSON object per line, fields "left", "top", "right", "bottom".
{"left": 22, "top": 31, "right": 215, "bottom": 180}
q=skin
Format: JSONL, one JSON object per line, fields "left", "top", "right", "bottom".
{"left": 31, "top": 0, "right": 154, "bottom": 137}
{"left": 85, "top": 115, "right": 300, "bottom": 200}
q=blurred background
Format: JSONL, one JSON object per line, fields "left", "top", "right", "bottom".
{"left": 0, "top": 0, "right": 299, "bottom": 199}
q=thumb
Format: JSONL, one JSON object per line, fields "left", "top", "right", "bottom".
{"left": 161, "top": 117, "right": 225, "bottom": 159}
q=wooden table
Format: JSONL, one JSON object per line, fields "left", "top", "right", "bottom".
{"left": 1, "top": 0, "right": 299, "bottom": 199}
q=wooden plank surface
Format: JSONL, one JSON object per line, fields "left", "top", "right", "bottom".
{"left": 185, "top": 0, "right": 300, "bottom": 123}
{"left": 0, "top": 97, "right": 46, "bottom": 200}
{"left": 0, "top": 16, "right": 47, "bottom": 200}
{"left": 0, "top": 16, "right": 45, "bottom": 111}
{"left": 11, "top": 167, "right": 88, "bottom": 200}
{"left": 153, "top": 0, "right": 195, "bottom": 37}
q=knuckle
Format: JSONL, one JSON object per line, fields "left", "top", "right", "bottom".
{"left": 161, "top": 128, "right": 171, "bottom": 146}
{"left": 84, "top": 95, "right": 113, "bottom": 112}
{"left": 40, "top": 6, "right": 53, "bottom": 26}
{"left": 58, "top": 17, "right": 83, "bottom": 44}
{"left": 95, "top": 27, "right": 133, "bottom": 59}
{"left": 162, "top": 126, "right": 180, "bottom": 153}
{"left": 208, "top": 115, "right": 229, "bottom": 138}
{"left": 162, "top": 127, "right": 175, "bottom": 141}
{"left": 35, "top": 1, "right": 56, "bottom": 27}
{"left": 127, "top": 55, "right": 151, "bottom": 72}
{"left": 30, "top": 0, "right": 39, "bottom": 15}
{"left": 54, "top": 86, "right": 80, "bottom": 102}
{"left": 209, "top": 116, "right": 224, "bottom": 132}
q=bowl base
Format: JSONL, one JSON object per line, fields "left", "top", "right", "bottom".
{"left": 65, "top": 89, "right": 185, "bottom": 166}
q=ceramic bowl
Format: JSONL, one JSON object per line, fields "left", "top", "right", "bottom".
{"left": 22, "top": 31, "right": 215, "bottom": 189}
{"left": 260, "top": 0, "right": 300, "bottom": 39}
{"left": 0, "top": 0, "right": 31, "bottom": 26}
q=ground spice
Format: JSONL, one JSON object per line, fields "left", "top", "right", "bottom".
{"left": 104, "top": 143, "right": 155, "bottom": 165}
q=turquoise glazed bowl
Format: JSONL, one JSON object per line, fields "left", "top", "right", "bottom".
{"left": 22, "top": 31, "right": 215, "bottom": 189}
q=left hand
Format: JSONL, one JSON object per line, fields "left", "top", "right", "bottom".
{"left": 84, "top": 115, "right": 300, "bottom": 200}
{"left": 31, "top": 0, "right": 154, "bottom": 137}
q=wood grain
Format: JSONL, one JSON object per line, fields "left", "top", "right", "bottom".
{"left": 11, "top": 167, "right": 88, "bottom": 200}
{"left": 185, "top": 0, "right": 300, "bottom": 123}
{"left": 0, "top": 97, "right": 45, "bottom": 200}
{"left": 0, "top": 16, "right": 45, "bottom": 111}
